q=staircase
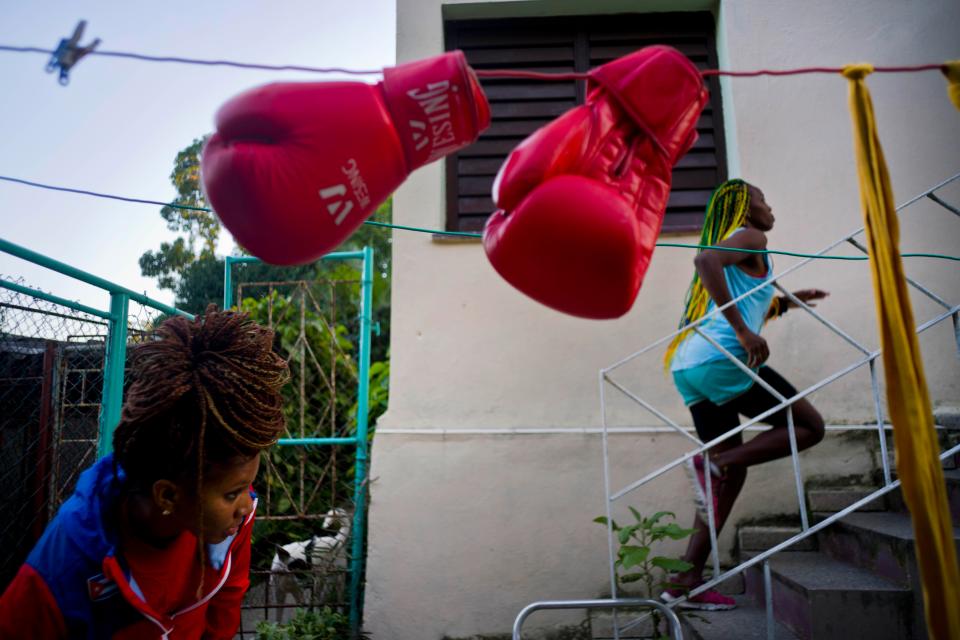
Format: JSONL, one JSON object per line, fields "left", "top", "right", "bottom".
{"left": 678, "top": 418, "right": 960, "bottom": 640}
{"left": 513, "top": 174, "right": 960, "bottom": 640}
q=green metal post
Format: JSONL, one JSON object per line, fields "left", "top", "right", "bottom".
{"left": 349, "top": 246, "right": 374, "bottom": 636}
{"left": 97, "top": 292, "right": 129, "bottom": 459}
{"left": 277, "top": 437, "right": 359, "bottom": 446}
{"left": 217, "top": 248, "right": 373, "bottom": 633}
{"left": 224, "top": 256, "right": 234, "bottom": 309}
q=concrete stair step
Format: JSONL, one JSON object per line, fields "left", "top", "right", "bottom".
{"left": 932, "top": 405, "right": 960, "bottom": 470}
{"left": 946, "top": 468, "right": 960, "bottom": 524}
{"left": 742, "top": 551, "right": 914, "bottom": 640}
{"left": 885, "top": 469, "right": 960, "bottom": 525}
{"left": 739, "top": 526, "right": 815, "bottom": 553}
{"left": 882, "top": 406, "right": 960, "bottom": 472}
{"left": 934, "top": 405, "right": 960, "bottom": 430}
{"left": 679, "top": 596, "right": 800, "bottom": 640}
{"left": 589, "top": 609, "right": 659, "bottom": 639}
{"left": 589, "top": 592, "right": 786, "bottom": 639}
{"left": 886, "top": 448, "right": 958, "bottom": 472}
{"left": 700, "top": 570, "right": 745, "bottom": 596}
{"left": 589, "top": 575, "right": 745, "bottom": 638}
{"left": 806, "top": 486, "right": 885, "bottom": 513}
{"left": 817, "top": 510, "right": 960, "bottom": 587}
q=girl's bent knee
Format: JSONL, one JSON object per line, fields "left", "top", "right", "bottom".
{"left": 802, "top": 415, "right": 826, "bottom": 448}
{"left": 794, "top": 401, "right": 825, "bottom": 445}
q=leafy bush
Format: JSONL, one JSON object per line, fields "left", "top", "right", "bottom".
{"left": 595, "top": 508, "right": 694, "bottom": 595}
{"left": 595, "top": 508, "right": 696, "bottom": 638}
{"left": 255, "top": 607, "right": 352, "bottom": 640}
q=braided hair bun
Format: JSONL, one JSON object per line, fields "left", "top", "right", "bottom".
{"left": 113, "top": 306, "right": 289, "bottom": 488}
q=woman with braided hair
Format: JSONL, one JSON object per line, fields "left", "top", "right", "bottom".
{"left": 0, "top": 307, "right": 289, "bottom": 639}
{"left": 659, "top": 180, "right": 828, "bottom": 611}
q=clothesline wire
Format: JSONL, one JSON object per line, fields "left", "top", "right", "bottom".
{"left": 0, "top": 43, "right": 948, "bottom": 79}
{"left": 0, "top": 45, "right": 384, "bottom": 75}
{"left": 2, "top": 174, "right": 957, "bottom": 262}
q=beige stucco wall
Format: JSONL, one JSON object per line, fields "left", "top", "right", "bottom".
{"left": 367, "top": 1, "right": 960, "bottom": 637}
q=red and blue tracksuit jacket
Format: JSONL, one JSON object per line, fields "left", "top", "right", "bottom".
{"left": 0, "top": 454, "right": 255, "bottom": 639}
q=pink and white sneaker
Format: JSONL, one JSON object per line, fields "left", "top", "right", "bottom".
{"left": 660, "top": 584, "right": 737, "bottom": 611}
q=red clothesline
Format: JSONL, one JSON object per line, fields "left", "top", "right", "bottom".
{"left": 474, "top": 62, "right": 947, "bottom": 81}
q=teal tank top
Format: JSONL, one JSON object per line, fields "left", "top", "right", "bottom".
{"left": 670, "top": 230, "right": 775, "bottom": 371}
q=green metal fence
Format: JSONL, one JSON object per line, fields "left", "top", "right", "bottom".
{"left": 0, "top": 237, "right": 191, "bottom": 591}
{"left": 224, "top": 249, "right": 374, "bottom": 638}
{"left": 1, "top": 238, "right": 375, "bottom": 638}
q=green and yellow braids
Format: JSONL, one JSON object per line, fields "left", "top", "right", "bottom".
{"left": 663, "top": 179, "right": 752, "bottom": 369}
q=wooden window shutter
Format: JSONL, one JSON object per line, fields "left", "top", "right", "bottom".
{"left": 443, "top": 13, "right": 727, "bottom": 233}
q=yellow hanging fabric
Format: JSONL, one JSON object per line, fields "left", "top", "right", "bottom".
{"left": 944, "top": 61, "right": 960, "bottom": 112}
{"left": 842, "top": 63, "right": 960, "bottom": 639}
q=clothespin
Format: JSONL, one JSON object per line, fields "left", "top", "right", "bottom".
{"left": 46, "top": 21, "right": 100, "bottom": 86}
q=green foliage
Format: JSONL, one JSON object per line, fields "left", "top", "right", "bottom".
{"left": 160, "top": 136, "right": 220, "bottom": 255}
{"left": 140, "top": 137, "right": 393, "bottom": 340}
{"left": 139, "top": 237, "right": 195, "bottom": 291}
{"left": 595, "top": 508, "right": 694, "bottom": 592}
{"left": 168, "top": 253, "right": 226, "bottom": 315}
{"left": 241, "top": 291, "right": 360, "bottom": 436}
{"left": 139, "top": 136, "right": 221, "bottom": 303}
{"left": 353, "top": 359, "right": 389, "bottom": 435}
{"left": 255, "top": 607, "right": 357, "bottom": 640}
{"left": 595, "top": 508, "right": 695, "bottom": 638}
{"left": 240, "top": 289, "right": 388, "bottom": 574}
{"left": 318, "top": 198, "right": 392, "bottom": 363}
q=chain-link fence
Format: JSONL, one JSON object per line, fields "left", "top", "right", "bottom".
{"left": 0, "top": 282, "right": 107, "bottom": 588}
{"left": 0, "top": 279, "right": 171, "bottom": 590}
{"left": 225, "top": 252, "right": 377, "bottom": 638}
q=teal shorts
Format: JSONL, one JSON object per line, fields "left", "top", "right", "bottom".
{"left": 672, "top": 358, "right": 759, "bottom": 406}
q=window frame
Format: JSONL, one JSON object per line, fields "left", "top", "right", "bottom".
{"left": 443, "top": 12, "right": 727, "bottom": 234}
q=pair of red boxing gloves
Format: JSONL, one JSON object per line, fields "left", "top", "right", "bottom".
{"left": 202, "top": 46, "right": 708, "bottom": 319}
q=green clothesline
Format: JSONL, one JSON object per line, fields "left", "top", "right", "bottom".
{"left": 1, "top": 174, "right": 957, "bottom": 262}
{"left": 363, "top": 220, "right": 958, "bottom": 262}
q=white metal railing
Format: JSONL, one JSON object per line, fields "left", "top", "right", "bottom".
{"left": 512, "top": 598, "right": 683, "bottom": 640}
{"left": 592, "top": 172, "right": 960, "bottom": 639}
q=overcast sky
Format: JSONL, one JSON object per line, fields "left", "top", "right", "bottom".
{"left": 0, "top": 0, "right": 395, "bottom": 313}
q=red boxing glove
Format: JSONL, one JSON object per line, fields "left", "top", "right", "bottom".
{"left": 483, "top": 46, "right": 707, "bottom": 319}
{"left": 202, "top": 51, "right": 490, "bottom": 264}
